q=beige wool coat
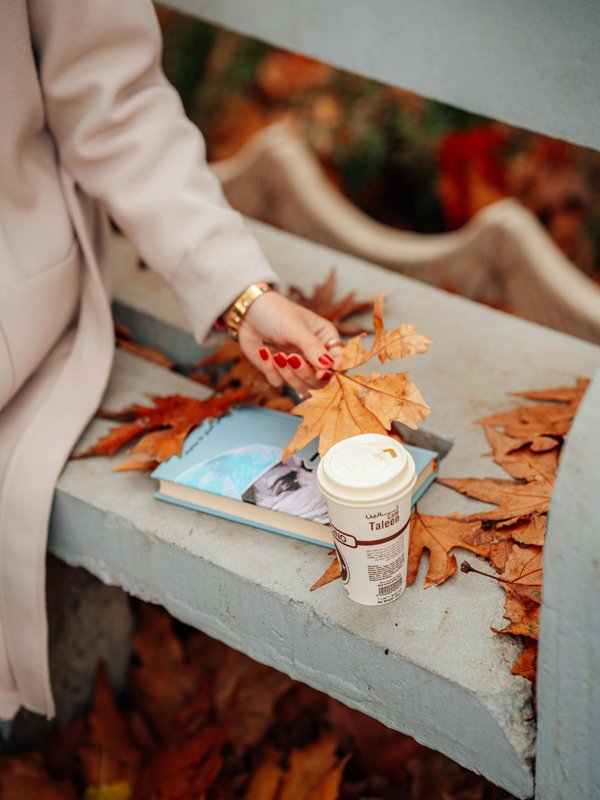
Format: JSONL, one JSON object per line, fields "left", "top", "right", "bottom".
{"left": 0, "top": 0, "right": 277, "bottom": 720}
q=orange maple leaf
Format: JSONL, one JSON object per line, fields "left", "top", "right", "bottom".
{"left": 511, "top": 639, "right": 538, "bottom": 683}
{"left": 439, "top": 476, "right": 552, "bottom": 526}
{"left": 73, "top": 389, "right": 250, "bottom": 470}
{"left": 283, "top": 295, "right": 431, "bottom": 459}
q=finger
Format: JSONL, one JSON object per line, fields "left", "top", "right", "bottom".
{"left": 239, "top": 328, "right": 284, "bottom": 388}
{"left": 286, "top": 324, "right": 340, "bottom": 375}
{"left": 286, "top": 353, "right": 323, "bottom": 390}
{"left": 294, "top": 311, "right": 344, "bottom": 371}
{"left": 324, "top": 338, "right": 345, "bottom": 366}
{"left": 272, "top": 352, "right": 316, "bottom": 396}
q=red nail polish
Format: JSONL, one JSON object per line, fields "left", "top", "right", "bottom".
{"left": 320, "top": 371, "right": 333, "bottom": 381}
{"left": 288, "top": 355, "right": 302, "bottom": 369}
{"left": 274, "top": 353, "right": 287, "bottom": 368}
{"left": 259, "top": 348, "right": 269, "bottom": 361}
{"left": 318, "top": 354, "right": 334, "bottom": 366}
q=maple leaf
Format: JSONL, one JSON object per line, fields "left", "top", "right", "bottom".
{"left": 84, "top": 782, "right": 131, "bottom": 800}
{"left": 511, "top": 377, "right": 589, "bottom": 406}
{"left": 190, "top": 340, "right": 292, "bottom": 408}
{"left": 462, "top": 544, "right": 543, "bottom": 639}
{"left": 283, "top": 295, "right": 431, "bottom": 459}
{"left": 494, "top": 514, "right": 546, "bottom": 548}
{"left": 130, "top": 605, "right": 204, "bottom": 739}
{"left": 438, "top": 476, "right": 552, "bottom": 526}
{"left": 511, "top": 639, "right": 538, "bottom": 683}
{"left": 73, "top": 389, "right": 250, "bottom": 470}
{"left": 287, "top": 269, "right": 374, "bottom": 335}
{"left": 0, "top": 754, "right": 77, "bottom": 800}
{"left": 114, "top": 322, "right": 175, "bottom": 369}
{"left": 310, "top": 555, "right": 342, "bottom": 591}
{"left": 277, "top": 735, "right": 348, "bottom": 800}
{"left": 407, "top": 512, "right": 459, "bottom": 587}
{"left": 497, "top": 544, "right": 543, "bottom": 605}
{"left": 476, "top": 402, "right": 573, "bottom": 445}
{"left": 78, "top": 667, "right": 143, "bottom": 788}
{"left": 482, "top": 425, "right": 559, "bottom": 484}
{"left": 406, "top": 510, "right": 513, "bottom": 588}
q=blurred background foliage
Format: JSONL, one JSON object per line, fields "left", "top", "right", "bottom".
{"left": 158, "top": 7, "right": 600, "bottom": 281}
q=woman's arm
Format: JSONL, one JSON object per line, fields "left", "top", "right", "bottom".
{"left": 28, "top": 0, "right": 277, "bottom": 343}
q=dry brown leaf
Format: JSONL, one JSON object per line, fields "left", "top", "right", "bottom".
{"left": 114, "top": 322, "right": 175, "bottom": 369}
{"left": 502, "top": 515, "right": 546, "bottom": 547}
{"left": 310, "top": 556, "right": 342, "bottom": 591}
{"left": 482, "top": 425, "right": 559, "bottom": 484}
{"left": 370, "top": 294, "right": 433, "bottom": 364}
{"left": 459, "top": 522, "right": 516, "bottom": 573}
{"left": 190, "top": 340, "right": 291, "bottom": 407}
{"left": 476, "top": 402, "right": 573, "bottom": 442}
{"left": 284, "top": 296, "right": 431, "bottom": 459}
{"left": 439, "top": 477, "right": 552, "bottom": 526}
{"left": 407, "top": 512, "right": 481, "bottom": 587}
{"left": 0, "top": 754, "right": 77, "bottom": 800}
{"left": 497, "top": 544, "right": 543, "bottom": 606}
{"left": 511, "top": 639, "right": 538, "bottom": 683}
{"left": 73, "top": 389, "right": 250, "bottom": 469}
{"left": 511, "top": 378, "right": 589, "bottom": 405}
{"left": 77, "top": 667, "right": 143, "bottom": 788}
{"left": 462, "top": 544, "right": 543, "bottom": 639}
{"left": 278, "top": 735, "right": 347, "bottom": 800}
{"left": 130, "top": 605, "right": 204, "bottom": 738}
{"left": 287, "top": 268, "right": 374, "bottom": 335}
{"left": 245, "top": 759, "right": 285, "bottom": 799}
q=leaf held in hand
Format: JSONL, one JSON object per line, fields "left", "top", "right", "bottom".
{"left": 284, "top": 295, "right": 431, "bottom": 459}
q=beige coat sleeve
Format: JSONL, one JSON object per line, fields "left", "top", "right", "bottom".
{"left": 27, "top": 0, "right": 278, "bottom": 342}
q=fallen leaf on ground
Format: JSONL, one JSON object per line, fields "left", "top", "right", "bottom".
{"left": 482, "top": 426, "right": 559, "bottom": 484}
{"left": 130, "top": 604, "right": 204, "bottom": 738}
{"left": 310, "top": 556, "right": 341, "bottom": 591}
{"left": 78, "top": 667, "right": 143, "bottom": 788}
{"left": 84, "top": 782, "right": 132, "bottom": 800}
{"left": 511, "top": 378, "right": 589, "bottom": 405}
{"left": 476, "top": 402, "right": 573, "bottom": 443}
{"left": 407, "top": 511, "right": 480, "bottom": 587}
{"left": 438, "top": 477, "right": 552, "bottom": 526}
{"left": 283, "top": 295, "right": 431, "bottom": 459}
{"left": 0, "top": 753, "right": 77, "bottom": 800}
{"left": 278, "top": 735, "right": 348, "bottom": 800}
{"left": 511, "top": 639, "right": 538, "bottom": 683}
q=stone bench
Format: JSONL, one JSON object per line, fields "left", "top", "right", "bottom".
{"left": 212, "top": 122, "right": 600, "bottom": 345}
{"left": 49, "top": 222, "right": 600, "bottom": 798}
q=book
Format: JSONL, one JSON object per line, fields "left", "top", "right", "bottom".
{"left": 152, "top": 406, "right": 439, "bottom": 548}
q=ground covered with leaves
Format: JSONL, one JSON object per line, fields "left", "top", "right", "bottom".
{"left": 0, "top": 604, "right": 517, "bottom": 800}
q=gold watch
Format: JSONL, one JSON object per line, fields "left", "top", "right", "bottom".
{"left": 226, "top": 282, "right": 272, "bottom": 341}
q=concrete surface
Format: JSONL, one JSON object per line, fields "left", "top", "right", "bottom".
{"left": 536, "top": 370, "right": 600, "bottom": 800}
{"left": 49, "top": 224, "right": 600, "bottom": 796}
{"left": 162, "top": 0, "right": 600, "bottom": 150}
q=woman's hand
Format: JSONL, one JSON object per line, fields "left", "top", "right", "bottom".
{"left": 237, "top": 291, "right": 344, "bottom": 396}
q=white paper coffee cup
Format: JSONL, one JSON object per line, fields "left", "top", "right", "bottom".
{"left": 317, "top": 434, "right": 416, "bottom": 605}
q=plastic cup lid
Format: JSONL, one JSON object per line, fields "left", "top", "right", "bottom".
{"left": 317, "top": 433, "right": 417, "bottom": 506}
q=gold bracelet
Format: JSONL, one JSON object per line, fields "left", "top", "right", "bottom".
{"left": 226, "top": 282, "right": 272, "bottom": 341}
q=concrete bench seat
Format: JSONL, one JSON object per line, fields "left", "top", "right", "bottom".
{"left": 50, "top": 222, "right": 600, "bottom": 798}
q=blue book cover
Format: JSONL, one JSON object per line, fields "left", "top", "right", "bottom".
{"left": 152, "top": 406, "right": 438, "bottom": 548}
